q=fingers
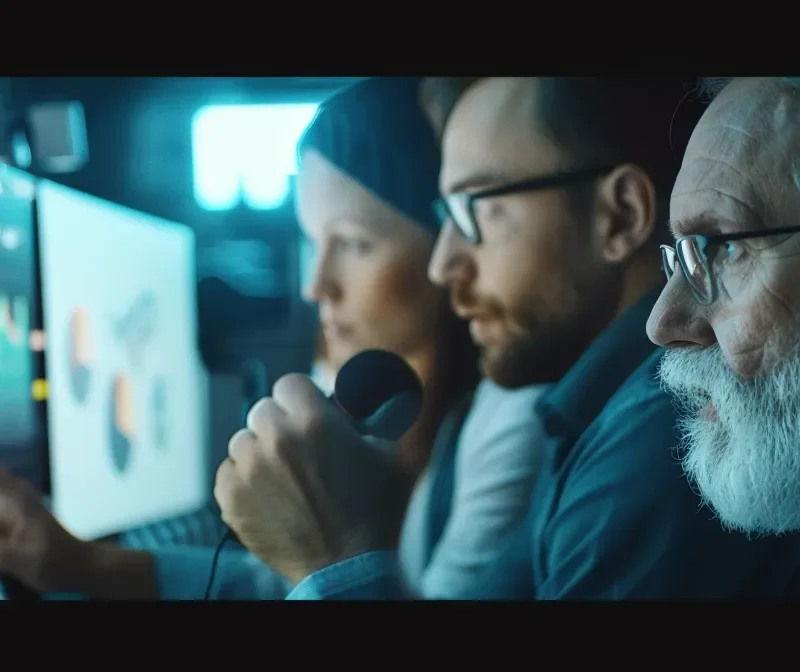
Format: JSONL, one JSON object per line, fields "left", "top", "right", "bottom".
{"left": 222, "top": 429, "right": 271, "bottom": 491}
{"left": 213, "top": 457, "right": 237, "bottom": 516}
{"left": 220, "top": 404, "right": 293, "bottom": 496}
{"left": 272, "top": 374, "right": 330, "bottom": 432}
{"left": 216, "top": 429, "right": 255, "bottom": 512}
{"left": 219, "top": 376, "right": 335, "bottom": 519}
{"left": 247, "top": 398, "right": 299, "bottom": 469}
{"left": 216, "top": 420, "right": 298, "bottom": 527}
{"left": 227, "top": 428, "right": 258, "bottom": 466}
{"left": 246, "top": 398, "right": 290, "bottom": 448}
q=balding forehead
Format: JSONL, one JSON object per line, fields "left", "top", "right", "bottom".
{"left": 718, "top": 79, "right": 789, "bottom": 126}
{"left": 458, "top": 78, "right": 536, "bottom": 120}
{"left": 705, "top": 78, "right": 800, "bottom": 155}
{"left": 440, "top": 77, "right": 563, "bottom": 192}
{"left": 444, "top": 78, "right": 537, "bottom": 156}
{"left": 672, "top": 78, "right": 800, "bottom": 227}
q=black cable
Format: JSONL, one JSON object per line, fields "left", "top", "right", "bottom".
{"left": 204, "top": 528, "right": 234, "bottom": 600}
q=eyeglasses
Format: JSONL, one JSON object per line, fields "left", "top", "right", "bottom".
{"left": 432, "top": 166, "right": 615, "bottom": 245}
{"left": 661, "top": 225, "right": 800, "bottom": 306}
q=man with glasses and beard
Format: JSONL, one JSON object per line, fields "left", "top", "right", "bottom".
{"left": 209, "top": 77, "right": 800, "bottom": 599}
{"left": 648, "top": 77, "right": 800, "bottom": 539}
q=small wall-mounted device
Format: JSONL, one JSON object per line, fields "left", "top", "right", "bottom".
{"left": 26, "top": 102, "right": 89, "bottom": 174}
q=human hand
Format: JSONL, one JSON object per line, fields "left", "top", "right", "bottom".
{"left": 214, "top": 374, "right": 412, "bottom": 584}
{"left": 0, "top": 467, "right": 91, "bottom": 592}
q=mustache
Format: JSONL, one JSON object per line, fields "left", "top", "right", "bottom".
{"left": 448, "top": 285, "right": 497, "bottom": 319}
{"left": 658, "top": 346, "right": 761, "bottom": 429}
{"left": 659, "top": 346, "right": 735, "bottom": 407}
{"left": 659, "top": 344, "right": 800, "bottom": 419}
{"left": 658, "top": 346, "right": 725, "bottom": 390}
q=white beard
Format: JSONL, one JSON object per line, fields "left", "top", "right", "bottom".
{"left": 658, "top": 345, "right": 800, "bottom": 536}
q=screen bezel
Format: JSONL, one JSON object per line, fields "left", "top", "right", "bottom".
{"left": 0, "top": 165, "right": 50, "bottom": 496}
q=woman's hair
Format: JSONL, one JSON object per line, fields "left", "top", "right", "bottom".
{"left": 298, "top": 77, "right": 442, "bottom": 235}
{"left": 298, "top": 77, "right": 481, "bottom": 460}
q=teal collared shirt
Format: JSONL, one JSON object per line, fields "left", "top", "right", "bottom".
{"left": 287, "top": 288, "right": 800, "bottom": 600}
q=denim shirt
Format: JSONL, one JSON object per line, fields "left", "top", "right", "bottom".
{"left": 155, "top": 546, "right": 291, "bottom": 600}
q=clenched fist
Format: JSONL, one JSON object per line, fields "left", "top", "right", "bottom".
{"left": 214, "top": 373, "right": 412, "bottom": 585}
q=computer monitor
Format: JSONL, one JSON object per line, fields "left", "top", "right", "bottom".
{"left": 0, "top": 165, "right": 46, "bottom": 491}
{"left": 36, "top": 179, "right": 208, "bottom": 540}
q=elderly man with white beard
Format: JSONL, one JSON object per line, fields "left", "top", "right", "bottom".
{"left": 648, "top": 76, "right": 800, "bottom": 537}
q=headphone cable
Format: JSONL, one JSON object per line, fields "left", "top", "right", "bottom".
{"left": 204, "top": 528, "right": 234, "bottom": 600}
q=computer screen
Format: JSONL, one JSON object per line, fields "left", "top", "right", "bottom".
{"left": 37, "top": 180, "right": 207, "bottom": 540}
{"left": 0, "top": 165, "right": 46, "bottom": 490}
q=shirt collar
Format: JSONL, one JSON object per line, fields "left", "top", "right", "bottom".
{"left": 536, "top": 287, "right": 663, "bottom": 442}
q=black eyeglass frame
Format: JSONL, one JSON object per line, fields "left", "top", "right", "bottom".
{"left": 432, "top": 165, "right": 616, "bottom": 245}
{"left": 661, "top": 225, "right": 800, "bottom": 306}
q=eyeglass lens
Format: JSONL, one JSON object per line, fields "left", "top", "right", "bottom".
{"left": 663, "top": 238, "right": 713, "bottom": 303}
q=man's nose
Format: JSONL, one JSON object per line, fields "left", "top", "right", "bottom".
{"left": 646, "top": 275, "right": 716, "bottom": 348}
{"left": 428, "top": 223, "right": 473, "bottom": 289}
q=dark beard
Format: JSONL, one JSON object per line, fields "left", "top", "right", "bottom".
{"left": 484, "top": 267, "right": 623, "bottom": 389}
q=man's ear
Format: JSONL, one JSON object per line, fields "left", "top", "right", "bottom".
{"left": 592, "top": 164, "right": 657, "bottom": 264}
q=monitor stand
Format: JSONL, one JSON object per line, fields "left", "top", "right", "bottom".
{"left": 1, "top": 575, "right": 41, "bottom": 601}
